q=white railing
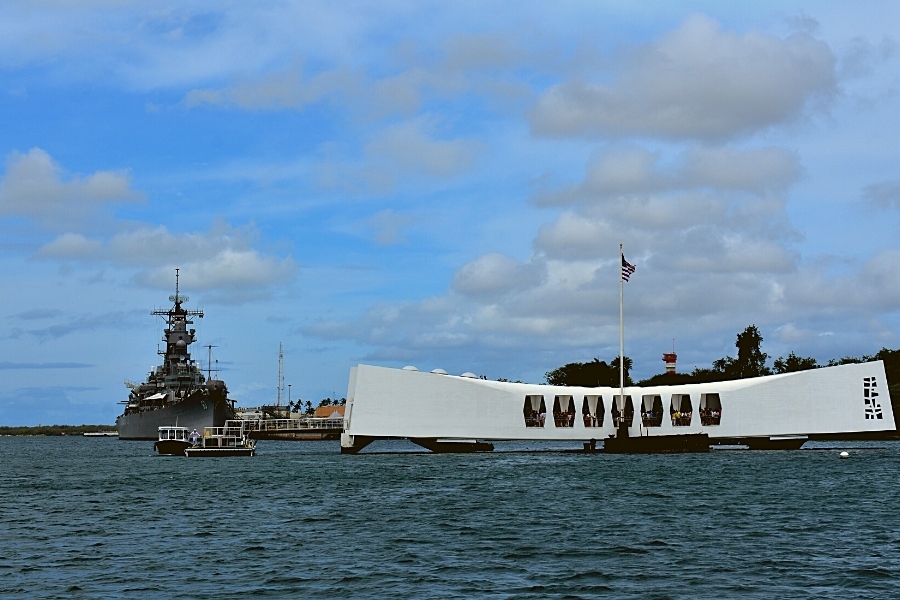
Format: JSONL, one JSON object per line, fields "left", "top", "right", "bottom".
{"left": 237, "top": 417, "right": 344, "bottom": 432}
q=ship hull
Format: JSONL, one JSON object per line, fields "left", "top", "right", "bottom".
{"left": 117, "top": 395, "right": 233, "bottom": 440}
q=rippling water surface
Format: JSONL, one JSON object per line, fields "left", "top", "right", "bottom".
{"left": 3, "top": 437, "right": 900, "bottom": 598}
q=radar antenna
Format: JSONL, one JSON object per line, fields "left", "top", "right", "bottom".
{"left": 169, "top": 267, "right": 190, "bottom": 305}
{"left": 155, "top": 268, "right": 202, "bottom": 319}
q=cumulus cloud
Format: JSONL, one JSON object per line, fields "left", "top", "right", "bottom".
{"left": 309, "top": 240, "right": 900, "bottom": 378}
{"left": 136, "top": 249, "right": 295, "bottom": 291}
{"left": 534, "top": 212, "right": 617, "bottom": 261}
{"left": 37, "top": 221, "right": 295, "bottom": 291}
{"left": 838, "top": 36, "right": 898, "bottom": 79}
{"left": 0, "top": 150, "right": 297, "bottom": 301}
{"left": 0, "top": 148, "right": 142, "bottom": 228}
{"left": 537, "top": 145, "right": 801, "bottom": 205}
{"left": 0, "top": 362, "right": 92, "bottom": 370}
{"left": 366, "top": 209, "right": 415, "bottom": 245}
{"left": 786, "top": 249, "right": 900, "bottom": 313}
{"left": 367, "top": 117, "right": 480, "bottom": 178}
{"left": 681, "top": 146, "right": 802, "bottom": 193}
{"left": 315, "top": 116, "right": 481, "bottom": 193}
{"left": 530, "top": 15, "right": 836, "bottom": 141}
{"left": 443, "top": 33, "right": 523, "bottom": 71}
{"left": 36, "top": 233, "right": 103, "bottom": 258}
{"left": 4, "top": 310, "right": 144, "bottom": 342}
{"left": 179, "top": 29, "right": 532, "bottom": 118}
{"left": 863, "top": 179, "right": 900, "bottom": 210}
{"left": 308, "top": 133, "right": 813, "bottom": 371}
{"left": 184, "top": 64, "right": 359, "bottom": 110}
{"left": 452, "top": 253, "right": 546, "bottom": 299}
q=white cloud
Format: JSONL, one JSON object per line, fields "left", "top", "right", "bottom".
{"left": 681, "top": 146, "right": 802, "bottom": 193}
{"left": 366, "top": 117, "right": 480, "bottom": 178}
{"left": 786, "top": 249, "right": 900, "bottom": 313}
{"left": 530, "top": 15, "right": 836, "bottom": 141}
{"left": 366, "top": 209, "right": 415, "bottom": 246}
{"left": 137, "top": 248, "right": 295, "bottom": 291}
{"left": 443, "top": 33, "right": 523, "bottom": 71}
{"left": 37, "top": 221, "right": 295, "bottom": 291}
{"left": 863, "top": 179, "right": 900, "bottom": 210}
{"left": 0, "top": 148, "right": 142, "bottom": 228}
{"left": 315, "top": 116, "right": 481, "bottom": 193}
{"left": 35, "top": 233, "right": 103, "bottom": 259}
{"left": 452, "top": 253, "right": 546, "bottom": 299}
{"left": 184, "top": 63, "right": 360, "bottom": 110}
{"left": 177, "top": 28, "right": 532, "bottom": 118}
{"left": 309, "top": 240, "right": 900, "bottom": 377}
{"left": 534, "top": 212, "right": 616, "bottom": 261}
{"left": 537, "top": 145, "right": 801, "bottom": 205}
{"left": 773, "top": 322, "right": 819, "bottom": 345}
{"left": 0, "top": 3, "right": 372, "bottom": 90}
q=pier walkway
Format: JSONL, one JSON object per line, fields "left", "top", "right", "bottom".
{"left": 240, "top": 417, "right": 344, "bottom": 440}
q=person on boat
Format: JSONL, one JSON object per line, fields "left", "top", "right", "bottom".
{"left": 189, "top": 428, "right": 200, "bottom": 445}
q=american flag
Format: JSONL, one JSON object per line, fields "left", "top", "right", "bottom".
{"left": 621, "top": 255, "right": 636, "bottom": 281}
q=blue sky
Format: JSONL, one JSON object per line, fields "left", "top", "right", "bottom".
{"left": 2, "top": 1, "right": 900, "bottom": 425}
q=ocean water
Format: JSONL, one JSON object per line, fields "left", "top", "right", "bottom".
{"left": 2, "top": 437, "right": 900, "bottom": 599}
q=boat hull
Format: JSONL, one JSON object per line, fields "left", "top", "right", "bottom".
{"left": 602, "top": 433, "right": 710, "bottom": 454}
{"left": 117, "top": 394, "right": 233, "bottom": 440}
{"left": 184, "top": 447, "right": 255, "bottom": 457}
{"left": 154, "top": 440, "right": 191, "bottom": 456}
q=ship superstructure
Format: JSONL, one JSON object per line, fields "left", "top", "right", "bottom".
{"left": 116, "top": 270, "right": 235, "bottom": 440}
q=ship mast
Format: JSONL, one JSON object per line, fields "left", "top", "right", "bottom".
{"left": 152, "top": 268, "right": 203, "bottom": 367}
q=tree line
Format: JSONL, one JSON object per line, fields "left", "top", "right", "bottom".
{"left": 545, "top": 325, "right": 900, "bottom": 406}
{"left": 0, "top": 424, "right": 118, "bottom": 436}
{"left": 283, "top": 397, "right": 347, "bottom": 415}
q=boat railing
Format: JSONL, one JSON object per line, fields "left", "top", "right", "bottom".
{"left": 237, "top": 417, "right": 344, "bottom": 432}
{"left": 200, "top": 422, "right": 255, "bottom": 448}
{"left": 205, "top": 426, "right": 247, "bottom": 439}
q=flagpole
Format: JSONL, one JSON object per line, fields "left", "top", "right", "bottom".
{"left": 619, "top": 243, "right": 624, "bottom": 432}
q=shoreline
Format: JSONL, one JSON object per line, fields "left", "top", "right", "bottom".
{"left": 0, "top": 425, "right": 117, "bottom": 437}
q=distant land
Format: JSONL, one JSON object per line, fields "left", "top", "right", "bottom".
{"left": 0, "top": 425, "right": 117, "bottom": 436}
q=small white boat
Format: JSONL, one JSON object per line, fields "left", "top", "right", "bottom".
{"left": 154, "top": 426, "right": 195, "bottom": 456}
{"left": 184, "top": 421, "right": 256, "bottom": 457}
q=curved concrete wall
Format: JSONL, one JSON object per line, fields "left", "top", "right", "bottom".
{"left": 343, "top": 361, "right": 895, "bottom": 442}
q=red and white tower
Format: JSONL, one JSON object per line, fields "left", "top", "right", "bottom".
{"left": 662, "top": 351, "right": 677, "bottom": 375}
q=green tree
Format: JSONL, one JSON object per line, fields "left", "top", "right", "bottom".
{"left": 871, "top": 348, "right": 900, "bottom": 422}
{"left": 826, "top": 356, "right": 863, "bottom": 366}
{"left": 545, "top": 357, "right": 632, "bottom": 387}
{"left": 711, "top": 324, "right": 771, "bottom": 379}
{"left": 773, "top": 352, "right": 818, "bottom": 374}
{"left": 638, "top": 371, "right": 714, "bottom": 386}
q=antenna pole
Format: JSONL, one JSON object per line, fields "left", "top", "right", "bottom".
{"left": 619, "top": 244, "right": 624, "bottom": 428}
{"left": 277, "top": 343, "right": 284, "bottom": 407}
{"left": 206, "top": 344, "right": 217, "bottom": 380}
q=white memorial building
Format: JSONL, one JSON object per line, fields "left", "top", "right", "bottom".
{"left": 341, "top": 361, "right": 894, "bottom": 453}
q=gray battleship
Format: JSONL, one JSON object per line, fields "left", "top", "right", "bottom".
{"left": 117, "top": 270, "right": 235, "bottom": 440}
